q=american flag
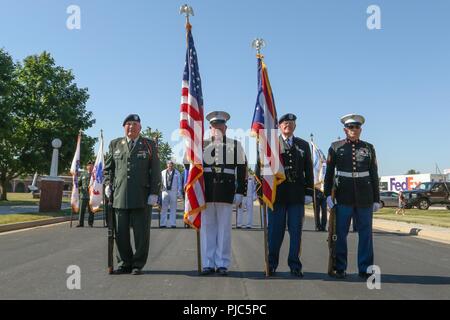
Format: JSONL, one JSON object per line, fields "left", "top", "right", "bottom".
{"left": 180, "top": 24, "right": 206, "bottom": 229}
{"left": 251, "top": 56, "right": 285, "bottom": 210}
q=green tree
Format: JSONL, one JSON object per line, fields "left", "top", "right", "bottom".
{"left": 406, "top": 169, "right": 420, "bottom": 175}
{"left": 0, "top": 49, "right": 15, "bottom": 147}
{"left": 141, "top": 127, "right": 173, "bottom": 171}
{"left": 0, "top": 51, "right": 96, "bottom": 200}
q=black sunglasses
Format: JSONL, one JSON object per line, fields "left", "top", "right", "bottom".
{"left": 346, "top": 125, "right": 361, "bottom": 130}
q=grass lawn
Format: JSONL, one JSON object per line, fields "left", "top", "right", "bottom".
{"left": 0, "top": 208, "right": 73, "bottom": 225}
{"left": 0, "top": 193, "right": 70, "bottom": 206}
{"left": 306, "top": 204, "right": 450, "bottom": 228}
{"left": 374, "top": 207, "right": 450, "bottom": 228}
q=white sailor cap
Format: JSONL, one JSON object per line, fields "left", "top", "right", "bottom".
{"left": 340, "top": 114, "right": 365, "bottom": 127}
{"left": 206, "top": 111, "right": 230, "bottom": 125}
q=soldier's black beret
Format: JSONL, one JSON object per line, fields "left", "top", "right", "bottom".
{"left": 123, "top": 114, "right": 141, "bottom": 126}
{"left": 279, "top": 113, "right": 297, "bottom": 124}
{"left": 87, "top": 160, "right": 93, "bottom": 165}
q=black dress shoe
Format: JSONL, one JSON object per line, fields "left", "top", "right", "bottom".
{"left": 216, "top": 268, "right": 228, "bottom": 276}
{"left": 75, "top": 224, "right": 84, "bottom": 228}
{"left": 171, "top": 226, "right": 176, "bottom": 229}
{"left": 200, "top": 268, "right": 215, "bottom": 276}
{"left": 113, "top": 267, "right": 132, "bottom": 275}
{"left": 335, "top": 270, "right": 347, "bottom": 279}
{"left": 358, "top": 272, "right": 373, "bottom": 280}
{"left": 160, "top": 226, "right": 166, "bottom": 229}
{"left": 290, "top": 269, "right": 304, "bottom": 278}
{"left": 267, "top": 267, "right": 276, "bottom": 276}
{"left": 131, "top": 268, "right": 143, "bottom": 275}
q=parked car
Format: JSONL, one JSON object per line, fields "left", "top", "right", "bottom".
{"left": 402, "top": 182, "right": 450, "bottom": 210}
{"left": 380, "top": 191, "right": 399, "bottom": 208}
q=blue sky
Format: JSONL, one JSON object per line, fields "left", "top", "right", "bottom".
{"left": 1, "top": 0, "right": 449, "bottom": 176}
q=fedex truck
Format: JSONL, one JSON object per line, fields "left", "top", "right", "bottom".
{"left": 380, "top": 174, "right": 449, "bottom": 192}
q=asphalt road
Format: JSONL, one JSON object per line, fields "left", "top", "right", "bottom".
{"left": 0, "top": 206, "right": 449, "bottom": 300}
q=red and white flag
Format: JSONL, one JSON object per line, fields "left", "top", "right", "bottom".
{"left": 70, "top": 132, "right": 81, "bottom": 213}
{"left": 251, "top": 56, "right": 285, "bottom": 210}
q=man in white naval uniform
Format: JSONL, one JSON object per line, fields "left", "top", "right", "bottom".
{"left": 160, "top": 160, "right": 182, "bottom": 228}
{"left": 201, "top": 111, "right": 248, "bottom": 276}
{"left": 237, "top": 175, "right": 257, "bottom": 229}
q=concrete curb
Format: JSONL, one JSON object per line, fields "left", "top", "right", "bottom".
{"left": 0, "top": 215, "right": 79, "bottom": 233}
{"left": 305, "top": 209, "right": 450, "bottom": 245}
{"left": 372, "top": 218, "right": 450, "bottom": 245}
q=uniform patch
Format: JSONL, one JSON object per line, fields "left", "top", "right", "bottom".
{"left": 294, "top": 145, "right": 305, "bottom": 157}
{"left": 356, "top": 148, "right": 369, "bottom": 162}
{"left": 137, "top": 150, "right": 148, "bottom": 159}
{"left": 114, "top": 149, "right": 121, "bottom": 154}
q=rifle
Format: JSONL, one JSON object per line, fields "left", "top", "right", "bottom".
{"left": 102, "top": 186, "right": 107, "bottom": 228}
{"left": 327, "top": 189, "right": 337, "bottom": 277}
{"left": 235, "top": 202, "right": 242, "bottom": 229}
{"left": 157, "top": 194, "right": 161, "bottom": 228}
{"left": 106, "top": 186, "right": 115, "bottom": 274}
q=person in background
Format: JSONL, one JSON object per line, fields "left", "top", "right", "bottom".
{"left": 396, "top": 191, "right": 406, "bottom": 215}
{"left": 237, "top": 175, "right": 257, "bottom": 229}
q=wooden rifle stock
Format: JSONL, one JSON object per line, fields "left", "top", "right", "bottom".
{"left": 106, "top": 188, "right": 115, "bottom": 274}
{"left": 327, "top": 189, "right": 337, "bottom": 277}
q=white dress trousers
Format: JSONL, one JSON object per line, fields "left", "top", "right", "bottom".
{"left": 160, "top": 169, "right": 181, "bottom": 227}
{"left": 200, "top": 202, "right": 233, "bottom": 269}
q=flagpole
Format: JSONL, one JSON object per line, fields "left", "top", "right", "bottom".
{"left": 99, "top": 129, "right": 107, "bottom": 227}
{"left": 310, "top": 133, "right": 318, "bottom": 231}
{"left": 256, "top": 140, "right": 269, "bottom": 277}
{"left": 252, "top": 38, "right": 270, "bottom": 277}
{"left": 180, "top": 4, "right": 202, "bottom": 275}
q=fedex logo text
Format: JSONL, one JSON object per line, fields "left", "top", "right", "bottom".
{"left": 390, "top": 177, "right": 421, "bottom": 191}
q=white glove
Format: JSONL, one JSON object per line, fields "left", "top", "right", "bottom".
{"left": 327, "top": 196, "right": 335, "bottom": 209}
{"left": 105, "top": 185, "right": 112, "bottom": 198}
{"left": 373, "top": 202, "right": 381, "bottom": 213}
{"left": 304, "top": 195, "right": 313, "bottom": 205}
{"left": 233, "top": 194, "right": 244, "bottom": 206}
{"left": 148, "top": 194, "right": 158, "bottom": 206}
